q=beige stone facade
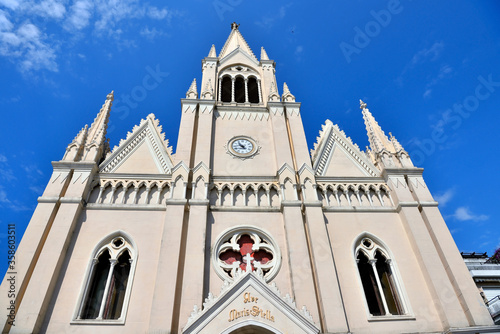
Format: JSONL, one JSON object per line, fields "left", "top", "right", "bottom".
{"left": 1, "top": 24, "right": 499, "bottom": 334}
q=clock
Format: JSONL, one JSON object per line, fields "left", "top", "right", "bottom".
{"left": 227, "top": 136, "right": 259, "bottom": 159}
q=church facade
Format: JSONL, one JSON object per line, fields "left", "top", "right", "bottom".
{"left": 1, "top": 24, "right": 498, "bottom": 334}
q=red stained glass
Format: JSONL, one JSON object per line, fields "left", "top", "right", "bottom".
{"left": 219, "top": 234, "right": 273, "bottom": 272}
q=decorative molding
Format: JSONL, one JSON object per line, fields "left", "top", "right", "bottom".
{"left": 311, "top": 120, "right": 379, "bottom": 177}
{"left": 99, "top": 114, "right": 173, "bottom": 174}
{"left": 216, "top": 110, "right": 269, "bottom": 121}
{"left": 183, "top": 271, "right": 319, "bottom": 334}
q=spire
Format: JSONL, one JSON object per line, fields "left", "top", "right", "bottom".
{"left": 208, "top": 44, "right": 216, "bottom": 58}
{"left": 282, "top": 82, "right": 296, "bottom": 102}
{"left": 201, "top": 78, "right": 214, "bottom": 99}
{"left": 360, "top": 100, "right": 413, "bottom": 168}
{"left": 63, "top": 124, "right": 88, "bottom": 161}
{"left": 83, "top": 91, "right": 113, "bottom": 162}
{"left": 219, "top": 23, "right": 257, "bottom": 61}
{"left": 268, "top": 81, "right": 280, "bottom": 102}
{"left": 186, "top": 78, "right": 198, "bottom": 99}
{"left": 260, "top": 47, "right": 269, "bottom": 61}
{"left": 360, "top": 100, "right": 391, "bottom": 154}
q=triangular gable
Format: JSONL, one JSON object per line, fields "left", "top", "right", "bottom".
{"left": 219, "top": 28, "right": 258, "bottom": 62}
{"left": 311, "top": 120, "right": 379, "bottom": 177}
{"left": 99, "top": 114, "right": 174, "bottom": 174}
{"left": 183, "top": 272, "right": 319, "bottom": 334}
{"left": 219, "top": 46, "right": 260, "bottom": 69}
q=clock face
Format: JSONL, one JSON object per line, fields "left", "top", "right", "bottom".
{"left": 227, "top": 136, "right": 259, "bottom": 159}
{"left": 231, "top": 139, "right": 253, "bottom": 154}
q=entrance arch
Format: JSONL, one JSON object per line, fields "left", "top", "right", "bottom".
{"left": 222, "top": 320, "right": 283, "bottom": 334}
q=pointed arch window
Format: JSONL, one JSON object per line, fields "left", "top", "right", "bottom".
{"left": 74, "top": 233, "right": 137, "bottom": 323}
{"left": 355, "top": 236, "right": 408, "bottom": 317}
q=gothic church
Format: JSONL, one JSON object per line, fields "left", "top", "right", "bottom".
{"left": 1, "top": 23, "right": 497, "bottom": 334}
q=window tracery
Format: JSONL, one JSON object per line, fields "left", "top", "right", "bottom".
{"left": 213, "top": 227, "right": 280, "bottom": 282}
{"left": 75, "top": 234, "right": 136, "bottom": 323}
{"left": 355, "top": 236, "right": 407, "bottom": 317}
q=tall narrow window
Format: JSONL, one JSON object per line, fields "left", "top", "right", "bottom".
{"left": 355, "top": 236, "right": 406, "bottom": 317}
{"left": 221, "top": 76, "right": 232, "bottom": 102}
{"left": 234, "top": 77, "right": 245, "bottom": 103}
{"left": 247, "top": 77, "right": 260, "bottom": 103}
{"left": 76, "top": 234, "right": 136, "bottom": 322}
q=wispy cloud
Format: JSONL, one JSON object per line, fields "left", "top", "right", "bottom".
{"left": 396, "top": 41, "right": 444, "bottom": 86}
{"left": 0, "top": 0, "right": 175, "bottom": 73}
{"left": 434, "top": 188, "right": 454, "bottom": 207}
{"left": 451, "top": 207, "right": 489, "bottom": 222}
{"left": 255, "top": 4, "right": 290, "bottom": 29}
{"left": 423, "top": 64, "right": 453, "bottom": 99}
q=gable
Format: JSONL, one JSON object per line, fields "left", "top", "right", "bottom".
{"left": 99, "top": 114, "right": 174, "bottom": 174}
{"left": 324, "top": 143, "right": 371, "bottom": 177}
{"left": 311, "top": 120, "right": 379, "bottom": 177}
{"left": 183, "top": 272, "right": 319, "bottom": 334}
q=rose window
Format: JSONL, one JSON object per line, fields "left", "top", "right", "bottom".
{"left": 213, "top": 228, "right": 280, "bottom": 282}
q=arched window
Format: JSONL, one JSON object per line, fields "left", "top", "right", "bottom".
{"left": 247, "top": 77, "right": 260, "bottom": 103}
{"left": 234, "top": 76, "right": 245, "bottom": 103}
{"left": 355, "top": 235, "right": 406, "bottom": 317}
{"left": 221, "top": 76, "right": 232, "bottom": 102}
{"left": 75, "top": 233, "right": 136, "bottom": 322}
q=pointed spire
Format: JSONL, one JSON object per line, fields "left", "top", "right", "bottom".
{"left": 389, "top": 132, "right": 403, "bottom": 152}
{"left": 282, "top": 82, "right": 296, "bottom": 102}
{"left": 186, "top": 78, "right": 198, "bottom": 99}
{"left": 208, "top": 44, "right": 216, "bottom": 58}
{"left": 360, "top": 100, "right": 391, "bottom": 154}
{"left": 219, "top": 23, "right": 257, "bottom": 61}
{"left": 83, "top": 91, "right": 113, "bottom": 162}
{"left": 201, "top": 78, "right": 214, "bottom": 99}
{"left": 260, "top": 47, "right": 269, "bottom": 61}
{"left": 63, "top": 124, "right": 88, "bottom": 161}
{"left": 268, "top": 81, "right": 280, "bottom": 102}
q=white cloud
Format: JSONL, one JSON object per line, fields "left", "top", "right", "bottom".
{"left": 0, "top": 9, "right": 14, "bottom": 30}
{"left": 147, "top": 6, "right": 168, "bottom": 20}
{"left": 65, "top": 0, "right": 93, "bottom": 31}
{"left": 0, "top": 0, "right": 21, "bottom": 10}
{"left": 410, "top": 42, "right": 444, "bottom": 66}
{"left": 140, "top": 26, "right": 164, "bottom": 40}
{"left": 452, "top": 207, "right": 489, "bottom": 222}
{"left": 423, "top": 89, "right": 432, "bottom": 99}
{"left": 29, "top": 0, "right": 66, "bottom": 19}
{"left": 0, "top": 188, "right": 10, "bottom": 203}
{"left": 0, "top": 154, "right": 7, "bottom": 162}
{"left": 434, "top": 188, "right": 454, "bottom": 207}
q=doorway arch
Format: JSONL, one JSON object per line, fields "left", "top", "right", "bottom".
{"left": 221, "top": 320, "right": 283, "bottom": 334}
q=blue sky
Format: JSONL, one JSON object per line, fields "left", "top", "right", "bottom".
{"left": 0, "top": 0, "right": 499, "bottom": 277}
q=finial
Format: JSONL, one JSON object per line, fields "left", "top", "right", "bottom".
{"left": 107, "top": 90, "right": 114, "bottom": 102}
{"left": 231, "top": 22, "right": 240, "bottom": 30}
{"left": 283, "top": 82, "right": 290, "bottom": 94}
{"left": 360, "top": 99, "right": 367, "bottom": 110}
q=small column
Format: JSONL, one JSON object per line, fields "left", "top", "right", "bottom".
{"left": 257, "top": 79, "right": 262, "bottom": 103}
{"left": 322, "top": 189, "right": 329, "bottom": 206}
{"left": 231, "top": 77, "right": 235, "bottom": 102}
{"left": 254, "top": 188, "right": 259, "bottom": 206}
{"left": 109, "top": 186, "right": 116, "bottom": 204}
{"left": 218, "top": 78, "right": 222, "bottom": 101}
{"left": 97, "top": 259, "right": 117, "bottom": 320}
{"left": 369, "top": 259, "right": 390, "bottom": 316}
{"left": 96, "top": 186, "right": 105, "bottom": 204}
{"left": 244, "top": 78, "right": 249, "bottom": 103}
{"left": 376, "top": 190, "right": 384, "bottom": 206}
{"left": 77, "top": 258, "right": 99, "bottom": 319}
{"left": 333, "top": 189, "right": 340, "bottom": 206}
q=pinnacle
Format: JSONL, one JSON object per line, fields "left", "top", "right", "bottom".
{"left": 260, "top": 47, "right": 269, "bottom": 61}
{"left": 208, "top": 44, "right": 216, "bottom": 58}
{"left": 186, "top": 78, "right": 198, "bottom": 99}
